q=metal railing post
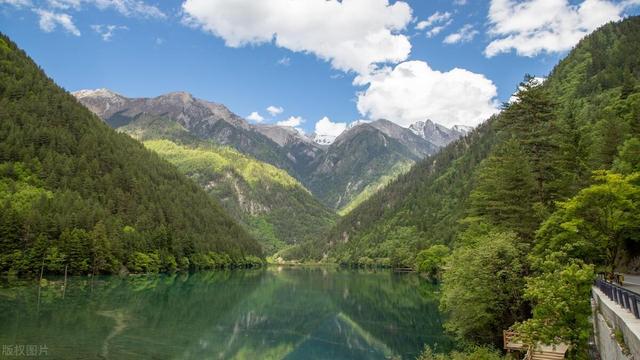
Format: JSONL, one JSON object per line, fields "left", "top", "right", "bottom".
{"left": 596, "top": 277, "right": 640, "bottom": 319}
{"left": 632, "top": 295, "right": 640, "bottom": 319}
{"left": 624, "top": 292, "right": 630, "bottom": 309}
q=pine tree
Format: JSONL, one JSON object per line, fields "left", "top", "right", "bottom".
{"left": 499, "top": 75, "right": 559, "bottom": 206}
{"left": 551, "top": 102, "right": 591, "bottom": 199}
{"left": 469, "top": 138, "right": 539, "bottom": 239}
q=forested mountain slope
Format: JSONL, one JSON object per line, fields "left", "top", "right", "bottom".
{"left": 119, "top": 114, "right": 336, "bottom": 254}
{"left": 314, "top": 17, "right": 640, "bottom": 268}
{"left": 307, "top": 119, "right": 498, "bottom": 263}
{"left": 301, "top": 17, "right": 640, "bottom": 357}
{"left": 0, "top": 34, "right": 262, "bottom": 275}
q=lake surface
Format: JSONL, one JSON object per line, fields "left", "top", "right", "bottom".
{"left": 0, "top": 267, "right": 453, "bottom": 359}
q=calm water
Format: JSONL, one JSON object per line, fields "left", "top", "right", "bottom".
{"left": 0, "top": 267, "right": 453, "bottom": 359}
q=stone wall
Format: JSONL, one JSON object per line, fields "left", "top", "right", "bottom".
{"left": 593, "top": 287, "right": 640, "bottom": 359}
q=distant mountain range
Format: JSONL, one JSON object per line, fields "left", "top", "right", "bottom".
{"left": 73, "top": 89, "right": 470, "bottom": 210}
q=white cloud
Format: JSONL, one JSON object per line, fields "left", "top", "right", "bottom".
{"left": 426, "top": 20, "right": 452, "bottom": 38}
{"left": 246, "top": 111, "right": 264, "bottom": 123}
{"left": 181, "top": 0, "right": 413, "bottom": 74}
{"left": 91, "top": 24, "right": 128, "bottom": 41}
{"left": 508, "top": 76, "right": 546, "bottom": 103}
{"left": 277, "top": 116, "right": 303, "bottom": 127}
{"left": 34, "top": 8, "right": 80, "bottom": 35}
{"left": 277, "top": 56, "right": 291, "bottom": 66}
{"left": 155, "top": 37, "right": 164, "bottom": 45}
{"left": 314, "top": 116, "right": 347, "bottom": 137}
{"left": 485, "top": 0, "right": 633, "bottom": 57}
{"left": 356, "top": 60, "right": 499, "bottom": 128}
{"left": 89, "top": 0, "right": 165, "bottom": 18}
{"left": 415, "top": 21, "right": 429, "bottom": 31}
{"left": 443, "top": 24, "right": 478, "bottom": 44}
{"left": 0, "top": 0, "right": 32, "bottom": 7}
{"left": 415, "top": 11, "right": 451, "bottom": 30}
{"left": 266, "top": 105, "right": 284, "bottom": 117}
{"left": 47, "top": 0, "right": 80, "bottom": 9}
{"left": 39, "top": 0, "right": 165, "bottom": 18}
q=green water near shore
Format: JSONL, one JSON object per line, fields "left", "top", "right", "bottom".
{"left": 0, "top": 267, "right": 453, "bottom": 359}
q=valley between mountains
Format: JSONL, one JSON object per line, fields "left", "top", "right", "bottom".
{"left": 2, "top": 13, "right": 640, "bottom": 358}
{"left": 73, "top": 89, "right": 470, "bottom": 255}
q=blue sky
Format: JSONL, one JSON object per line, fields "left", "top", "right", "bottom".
{"left": 1, "top": 0, "right": 639, "bottom": 136}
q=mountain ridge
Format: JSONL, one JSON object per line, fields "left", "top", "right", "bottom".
{"left": 73, "top": 89, "right": 468, "bottom": 210}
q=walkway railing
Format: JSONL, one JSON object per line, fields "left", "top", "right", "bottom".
{"left": 595, "top": 276, "right": 640, "bottom": 319}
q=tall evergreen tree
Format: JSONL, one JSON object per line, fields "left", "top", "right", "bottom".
{"left": 469, "top": 138, "right": 539, "bottom": 239}
{"left": 551, "top": 102, "right": 591, "bottom": 198}
{"left": 499, "top": 76, "right": 559, "bottom": 206}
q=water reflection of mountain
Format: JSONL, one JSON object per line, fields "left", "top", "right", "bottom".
{"left": 0, "top": 267, "right": 453, "bottom": 359}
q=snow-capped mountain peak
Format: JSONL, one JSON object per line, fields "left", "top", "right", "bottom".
{"left": 72, "top": 88, "right": 122, "bottom": 100}
{"left": 451, "top": 125, "right": 473, "bottom": 134}
{"left": 346, "top": 119, "right": 371, "bottom": 130}
{"left": 311, "top": 120, "right": 371, "bottom": 145}
{"left": 408, "top": 119, "right": 470, "bottom": 147}
{"left": 314, "top": 134, "right": 337, "bottom": 145}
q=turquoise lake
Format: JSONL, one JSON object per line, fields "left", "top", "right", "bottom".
{"left": 0, "top": 267, "right": 453, "bottom": 359}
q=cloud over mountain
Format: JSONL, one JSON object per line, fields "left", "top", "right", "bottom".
{"left": 356, "top": 61, "right": 499, "bottom": 128}
{"left": 181, "top": 0, "right": 413, "bottom": 74}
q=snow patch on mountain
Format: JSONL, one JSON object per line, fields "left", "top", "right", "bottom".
{"left": 409, "top": 119, "right": 470, "bottom": 147}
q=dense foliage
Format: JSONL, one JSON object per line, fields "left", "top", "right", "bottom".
{"left": 417, "top": 345, "right": 504, "bottom": 360}
{"left": 0, "top": 34, "right": 263, "bottom": 275}
{"left": 514, "top": 253, "right": 595, "bottom": 355}
{"left": 311, "top": 16, "right": 640, "bottom": 357}
{"left": 440, "top": 228, "right": 527, "bottom": 344}
{"left": 415, "top": 244, "right": 449, "bottom": 278}
{"left": 142, "top": 137, "right": 337, "bottom": 254}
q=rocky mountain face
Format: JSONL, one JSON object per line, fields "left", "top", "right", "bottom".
{"left": 73, "top": 89, "right": 298, "bottom": 175}
{"left": 73, "top": 90, "right": 464, "bottom": 210}
{"left": 253, "top": 125, "right": 325, "bottom": 176}
{"left": 305, "top": 120, "right": 439, "bottom": 209}
{"left": 409, "top": 119, "right": 470, "bottom": 148}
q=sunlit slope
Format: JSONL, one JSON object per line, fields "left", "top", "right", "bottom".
{"left": 119, "top": 115, "right": 336, "bottom": 254}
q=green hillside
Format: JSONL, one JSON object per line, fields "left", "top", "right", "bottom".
{"left": 319, "top": 17, "right": 640, "bottom": 268}
{"left": 120, "top": 115, "right": 337, "bottom": 254}
{"left": 310, "top": 16, "right": 640, "bottom": 355}
{"left": 337, "top": 160, "right": 412, "bottom": 216}
{"left": 0, "top": 33, "right": 262, "bottom": 275}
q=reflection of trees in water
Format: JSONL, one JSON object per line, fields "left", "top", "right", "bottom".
{"left": 0, "top": 268, "right": 453, "bottom": 359}
{"left": 329, "top": 269, "right": 454, "bottom": 358}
